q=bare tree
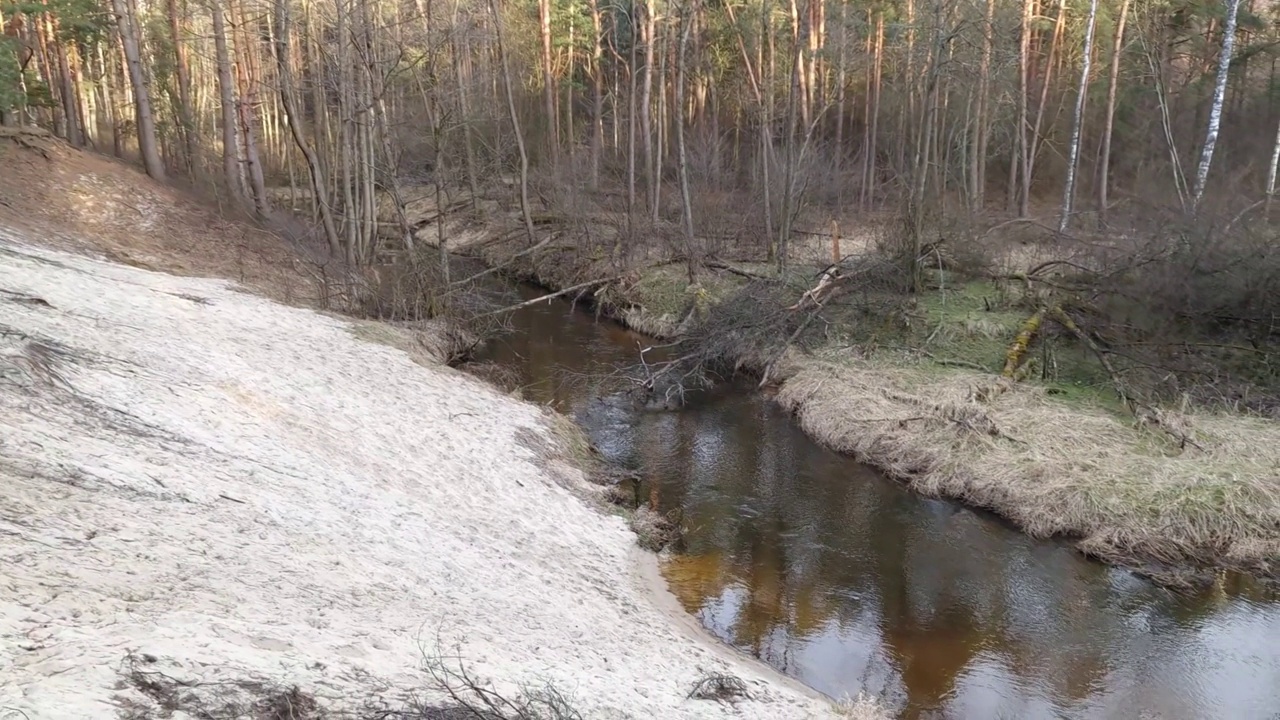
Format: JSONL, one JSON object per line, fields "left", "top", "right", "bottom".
{"left": 488, "top": 0, "right": 536, "bottom": 245}
{"left": 1266, "top": 117, "right": 1280, "bottom": 217}
{"left": 167, "top": 0, "right": 197, "bottom": 171}
{"left": 1097, "top": 0, "right": 1131, "bottom": 224}
{"left": 210, "top": 1, "right": 242, "bottom": 203}
{"left": 273, "top": 0, "right": 341, "bottom": 258}
{"left": 674, "top": 0, "right": 695, "bottom": 280}
{"left": 539, "top": 0, "right": 558, "bottom": 162}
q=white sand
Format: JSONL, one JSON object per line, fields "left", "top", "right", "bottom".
{"left": 0, "top": 232, "right": 839, "bottom": 719}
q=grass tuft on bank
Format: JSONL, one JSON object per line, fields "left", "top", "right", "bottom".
{"left": 774, "top": 355, "right": 1280, "bottom": 580}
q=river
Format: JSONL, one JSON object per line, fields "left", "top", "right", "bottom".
{"left": 475, "top": 283, "right": 1280, "bottom": 720}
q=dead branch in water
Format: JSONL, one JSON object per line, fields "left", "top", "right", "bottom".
{"left": 477, "top": 277, "right": 621, "bottom": 318}
{"left": 451, "top": 233, "right": 557, "bottom": 287}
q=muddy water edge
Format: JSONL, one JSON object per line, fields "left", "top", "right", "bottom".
{"left": 472, "top": 281, "right": 1280, "bottom": 720}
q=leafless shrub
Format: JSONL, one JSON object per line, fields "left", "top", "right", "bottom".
{"left": 458, "top": 359, "right": 524, "bottom": 394}
{"left": 600, "top": 480, "right": 638, "bottom": 508}
{"left": 628, "top": 254, "right": 910, "bottom": 405}
{"left": 115, "top": 648, "right": 585, "bottom": 720}
{"left": 418, "top": 648, "right": 584, "bottom": 720}
{"left": 992, "top": 214, "right": 1280, "bottom": 415}
{"left": 686, "top": 673, "right": 750, "bottom": 703}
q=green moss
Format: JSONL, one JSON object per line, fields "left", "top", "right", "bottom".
{"left": 623, "top": 264, "right": 749, "bottom": 325}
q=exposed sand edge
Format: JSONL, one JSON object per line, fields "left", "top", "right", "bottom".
{"left": 0, "top": 231, "right": 857, "bottom": 720}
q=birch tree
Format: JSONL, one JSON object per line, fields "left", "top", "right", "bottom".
{"left": 1059, "top": 0, "right": 1099, "bottom": 232}
{"left": 1191, "top": 0, "right": 1244, "bottom": 211}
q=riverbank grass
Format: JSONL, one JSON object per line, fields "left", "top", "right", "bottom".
{"left": 470, "top": 239, "right": 1278, "bottom": 579}
{"left": 775, "top": 354, "right": 1280, "bottom": 579}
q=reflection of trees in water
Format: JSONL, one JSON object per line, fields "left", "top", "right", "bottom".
{"left": 655, "top": 394, "right": 1129, "bottom": 717}
{"left": 489, "top": 298, "right": 1280, "bottom": 720}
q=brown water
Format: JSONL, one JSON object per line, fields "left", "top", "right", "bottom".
{"left": 477, "top": 284, "right": 1280, "bottom": 720}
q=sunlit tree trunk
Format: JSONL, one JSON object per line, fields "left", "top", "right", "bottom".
{"left": 777, "top": 0, "right": 806, "bottom": 273}
{"left": 452, "top": 0, "right": 480, "bottom": 203}
{"left": 675, "top": 0, "right": 695, "bottom": 280}
{"left": 760, "top": 0, "right": 774, "bottom": 243}
{"left": 111, "top": 0, "right": 165, "bottom": 180}
{"left": 833, "top": 1, "right": 848, "bottom": 170}
{"left": 231, "top": 0, "right": 269, "bottom": 216}
{"left": 47, "top": 16, "right": 82, "bottom": 146}
{"left": 970, "top": 0, "right": 994, "bottom": 211}
{"left": 1024, "top": 0, "right": 1065, "bottom": 216}
{"left": 1011, "top": 0, "right": 1032, "bottom": 214}
{"left": 862, "top": 12, "right": 882, "bottom": 210}
{"left": 626, "top": 0, "right": 639, "bottom": 219}
{"left": 640, "top": 0, "right": 656, "bottom": 215}
{"left": 488, "top": 0, "right": 536, "bottom": 244}
{"left": 1266, "top": 116, "right": 1280, "bottom": 218}
{"left": 588, "top": 0, "right": 605, "bottom": 188}
{"left": 273, "top": 0, "right": 341, "bottom": 258}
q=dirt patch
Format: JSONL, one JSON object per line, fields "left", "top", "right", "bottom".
{"left": 0, "top": 128, "right": 312, "bottom": 305}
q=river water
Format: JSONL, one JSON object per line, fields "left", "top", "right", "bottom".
{"left": 476, "top": 284, "right": 1280, "bottom": 720}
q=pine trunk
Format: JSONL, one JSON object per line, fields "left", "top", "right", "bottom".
{"left": 111, "top": 0, "right": 165, "bottom": 180}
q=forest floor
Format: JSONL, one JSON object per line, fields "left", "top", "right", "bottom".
{"left": 406, "top": 183, "right": 1280, "bottom": 591}
{"left": 0, "top": 129, "right": 876, "bottom": 720}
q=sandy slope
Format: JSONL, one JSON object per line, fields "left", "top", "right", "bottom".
{"left": 0, "top": 231, "right": 839, "bottom": 720}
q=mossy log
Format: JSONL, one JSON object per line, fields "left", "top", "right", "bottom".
{"left": 1001, "top": 309, "right": 1044, "bottom": 378}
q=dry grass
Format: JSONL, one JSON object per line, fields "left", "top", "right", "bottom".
{"left": 774, "top": 353, "right": 1280, "bottom": 581}
{"left": 630, "top": 506, "right": 681, "bottom": 551}
{"left": 834, "top": 693, "right": 890, "bottom": 720}
{"left": 347, "top": 319, "right": 470, "bottom": 367}
{"left": 117, "top": 649, "right": 583, "bottom": 720}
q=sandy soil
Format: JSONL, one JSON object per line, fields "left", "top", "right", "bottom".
{"left": 0, "top": 230, "right": 845, "bottom": 719}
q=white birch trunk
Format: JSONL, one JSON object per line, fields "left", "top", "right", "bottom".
{"left": 1059, "top": 0, "right": 1099, "bottom": 233}
{"left": 1191, "top": 0, "right": 1243, "bottom": 211}
{"left": 1266, "top": 117, "right": 1280, "bottom": 216}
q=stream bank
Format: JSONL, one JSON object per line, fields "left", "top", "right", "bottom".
{"left": 474, "top": 281, "right": 1280, "bottom": 719}
{"left": 454, "top": 228, "right": 1280, "bottom": 589}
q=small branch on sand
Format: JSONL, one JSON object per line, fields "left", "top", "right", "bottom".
{"left": 477, "top": 277, "right": 621, "bottom": 317}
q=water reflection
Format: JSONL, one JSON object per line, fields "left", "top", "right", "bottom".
{"left": 476, "top": 285, "right": 1280, "bottom": 719}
